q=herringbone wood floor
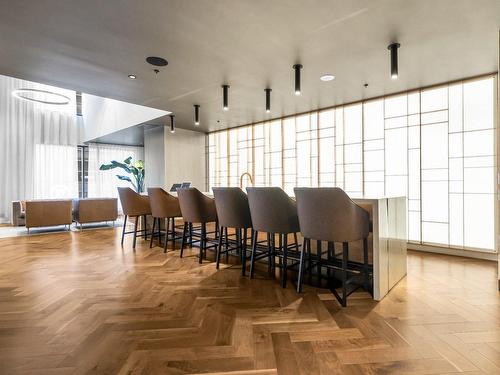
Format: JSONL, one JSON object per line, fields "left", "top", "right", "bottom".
{"left": 0, "top": 227, "right": 499, "bottom": 375}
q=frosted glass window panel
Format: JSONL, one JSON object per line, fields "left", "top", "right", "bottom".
{"left": 449, "top": 84, "right": 463, "bottom": 133}
{"left": 421, "top": 123, "right": 448, "bottom": 169}
{"left": 385, "top": 94, "right": 407, "bottom": 118}
{"left": 335, "top": 108, "right": 344, "bottom": 145}
{"left": 463, "top": 78, "right": 494, "bottom": 131}
{"left": 464, "top": 194, "right": 494, "bottom": 250}
{"left": 422, "top": 181, "right": 448, "bottom": 222}
{"left": 408, "top": 114, "right": 420, "bottom": 126}
{"left": 408, "top": 92, "right": 420, "bottom": 114}
{"left": 449, "top": 193, "right": 464, "bottom": 247}
{"left": 319, "top": 127, "right": 334, "bottom": 138}
{"left": 319, "top": 110, "right": 335, "bottom": 128}
{"left": 408, "top": 211, "right": 421, "bottom": 242}
{"left": 385, "top": 176, "right": 407, "bottom": 197}
{"left": 343, "top": 104, "right": 362, "bottom": 144}
{"left": 448, "top": 133, "right": 463, "bottom": 157}
{"left": 363, "top": 100, "right": 384, "bottom": 140}
{"left": 319, "top": 138, "right": 335, "bottom": 174}
{"left": 297, "top": 141, "right": 311, "bottom": 179}
{"left": 296, "top": 115, "right": 310, "bottom": 132}
{"left": 364, "top": 150, "right": 384, "bottom": 172}
{"left": 385, "top": 128, "right": 407, "bottom": 176}
{"left": 422, "top": 222, "right": 449, "bottom": 245}
{"left": 364, "top": 171, "right": 384, "bottom": 182}
{"left": 421, "top": 168, "right": 448, "bottom": 181}
{"left": 365, "top": 182, "right": 384, "bottom": 198}
{"left": 282, "top": 118, "right": 296, "bottom": 149}
{"left": 364, "top": 139, "right": 384, "bottom": 151}
{"left": 421, "top": 87, "right": 447, "bottom": 112}
{"left": 408, "top": 126, "right": 420, "bottom": 149}
{"left": 421, "top": 110, "right": 448, "bottom": 125}
{"left": 463, "top": 167, "right": 494, "bottom": 194}
{"left": 345, "top": 163, "right": 362, "bottom": 172}
{"left": 464, "top": 129, "right": 494, "bottom": 157}
{"left": 385, "top": 116, "right": 407, "bottom": 130}
{"left": 408, "top": 199, "right": 420, "bottom": 211}
{"left": 344, "top": 172, "right": 362, "bottom": 194}
{"left": 449, "top": 158, "right": 463, "bottom": 182}
{"left": 408, "top": 150, "right": 420, "bottom": 199}
{"left": 344, "top": 143, "right": 362, "bottom": 164}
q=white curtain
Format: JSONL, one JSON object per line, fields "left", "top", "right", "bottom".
{"left": 0, "top": 74, "right": 79, "bottom": 223}
{"left": 34, "top": 144, "right": 78, "bottom": 199}
{"left": 88, "top": 143, "right": 144, "bottom": 211}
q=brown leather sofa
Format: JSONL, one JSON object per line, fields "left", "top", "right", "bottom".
{"left": 11, "top": 201, "right": 26, "bottom": 226}
{"left": 73, "top": 198, "right": 118, "bottom": 228}
{"left": 25, "top": 200, "right": 73, "bottom": 232}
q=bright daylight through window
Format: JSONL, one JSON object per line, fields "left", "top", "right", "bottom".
{"left": 208, "top": 75, "right": 497, "bottom": 252}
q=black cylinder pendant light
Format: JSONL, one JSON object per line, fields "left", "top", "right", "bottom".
{"left": 293, "top": 64, "right": 303, "bottom": 95}
{"left": 222, "top": 84, "right": 229, "bottom": 111}
{"left": 388, "top": 43, "right": 400, "bottom": 79}
{"left": 169, "top": 114, "right": 175, "bottom": 133}
{"left": 194, "top": 104, "right": 200, "bottom": 125}
{"left": 265, "top": 88, "right": 272, "bottom": 113}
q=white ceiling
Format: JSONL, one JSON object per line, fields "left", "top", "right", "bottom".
{"left": 0, "top": 0, "right": 498, "bottom": 133}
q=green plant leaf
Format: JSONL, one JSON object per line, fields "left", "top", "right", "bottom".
{"left": 116, "top": 175, "right": 132, "bottom": 182}
{"left": 124, "top": 156, "right": 132, "bottom": 165}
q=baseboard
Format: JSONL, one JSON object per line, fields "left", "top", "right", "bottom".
{"left": 407, "top": 243, "right": 498, "bottom": 261}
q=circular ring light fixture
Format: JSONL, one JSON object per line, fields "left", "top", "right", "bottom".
{"left": 12, "top": 88, "right": 71, "bottom": 105}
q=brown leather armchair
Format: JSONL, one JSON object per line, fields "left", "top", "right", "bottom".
{"left": 294, "top": 187, "right": 371, "bottom": 306}
{"left": 147, "top": 187, "right": 182, "bottom": 252}
{"left": 177, "top": 188, "right": 218, "bottom": 264}
{"left": 117, "top": 187, "right": 151, "bottom": 249}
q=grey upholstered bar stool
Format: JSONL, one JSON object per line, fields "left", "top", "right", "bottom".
{"left": 213, "top": 187, "right": 253, "bottom": 275}
{"left": 177, "top": 188, "right": 218, "bottom": 263}
{"left": 117, "top": 187, "right": 151, "bottom": 249}
{"left": 246, "top": 187, "right": 300, "bottom": 288}
{"left": 294, "top": 187, "right": 372, "bottom": 307}
{"left": 147, "top": 187, "right": 183, "bottom": 252}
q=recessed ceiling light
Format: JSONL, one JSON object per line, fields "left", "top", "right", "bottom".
{"left": 128, "top": 74, "right": 137, "bottom": 79}
{"left": 320, "top": 74, "right": 335, "bottom": 82}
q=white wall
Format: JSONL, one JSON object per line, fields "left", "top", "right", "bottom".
{"left": 144, "top": 127, "right": 165, "bottom": 188}
{"left": 164, "top": 128, "right": 206, "bottom": 191}
{"left": 82, "top": 93, "right": 169, "bottom": 142}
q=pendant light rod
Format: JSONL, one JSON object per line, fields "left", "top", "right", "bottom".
{"left": 222, "top": 84, "right": 229, "bottom": 110}
{"left": 388, "top": 43, "right": 400, "bottom": 79}
{"left": 169, "top": 114, "right": 175, "bottom": 133}
{"left": 194, "top": 104, "right": 200, "bottom": 125}
{"left": 265, "top": 88, "right": 272, "bottom": 113}
{"left": 293, "top": 64, "right": 303, "bottom": 95}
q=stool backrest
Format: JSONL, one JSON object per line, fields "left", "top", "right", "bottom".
{"left": 177, "top": 188, "right": 217, "bottom": 223}
{"left": 117, "top": 187, "right": 151, "bottom": 216}
{"left": 147, "top": 187, "right": 181, "bottom": 218}
{"left": 246, "top": 187, "right": 299, "bottom": 234}
{"left": 213, "top": 187, "right": 252, "bottom": 229}
{"left": 294, "top": 187, "right": 369, "bottom": 242}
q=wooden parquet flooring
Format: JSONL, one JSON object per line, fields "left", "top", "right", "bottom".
{"left": 0, "top": 228, "right": 499, "bottom": 374}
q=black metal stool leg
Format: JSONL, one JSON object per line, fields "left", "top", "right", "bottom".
{"left": 297, "top": 238, "right": 307, "bottom": 293}
{"left": 282, "top": 233, "right": 288, "bottom": 288}
{"left": 249, "top": 230, "right": 258, "bottom": 278}
{"left": 163, "top": 218, "right": 169, "bottom": 253}
{"left": 224, "top": 227, "right": 229, "bottom": 263}
{"left": 149, "top": 217, "right": 156, "bottom": 248}
{"left": 121, "top": 215, "right": 127, "bottom": 245}
{"left": 341, "top": 241, "right": 349, "bottom": 307}
{"left": 241, "top": 228, "right": 247, "bottom": 276}
{"left": 143, "top": 215, "right": 148, "bottom": 241}
{"left": 199, "top": 223, "right": 206, "bottom": 264}
{"left": 132, "top": 216, "right": 139, "bottom": 249}
{"left": 180, "top": 222, "right": 188, "bottom": 257}
{"left": 216, "top": 226, "right": 224, "bottom": 269}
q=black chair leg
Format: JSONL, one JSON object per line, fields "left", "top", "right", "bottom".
{"left": 199, "top": 223, "right": 206, "bottom": 264}
{"left": 180, "top": 222, "right": 188, "bottom": 257}
{"left": 224, "top": 227, "right": 229, "bottom": 263}
{"left": 341, "top": 242, "right": 349, "bottom": 307}
{"left": 164, "top": 218, "right": 169, "bottom": 253}
{"left": 149, "top": 218, "right": 156, "bottom": 248}
{"left": 282, "top": 234, "right": 288, "bottom": 288}
{"left": 143, "top": 215, "right": 148, "bottom": 241}
{"left": 188, "top": 223, "right": 193, "bottom": 247}
{"left": 132, "top": 216, "right": 139, "bottom": 249}
{"left": 121, "top": 215, "right": 127, "bottom": 245}
{"left": 297, "top": 238, "right": 307, "bottom": 293}
{"left": 241, "top": 228, "right": 247, "bottom": 276}
{"left": 170, "top": 217, "right": 176, "bottom": 250}
{"left": 278, "top": 234, "right": 283, "bottom": 280}
{"left": 216, "top": 226, "right": 224, "bottom": 269}
{"left": 267, "top": 233, "right": 272, "bottom": 275}
{"left": 249, "top": 230, "right": 258, "bottom": 278}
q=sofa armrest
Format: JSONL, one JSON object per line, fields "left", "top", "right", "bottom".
{"left": 11, "top": 201, "right": 25, "bottom": 226}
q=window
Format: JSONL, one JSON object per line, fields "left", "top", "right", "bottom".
{"left": 207, "top": 75, "right": 497, "bottom": 252}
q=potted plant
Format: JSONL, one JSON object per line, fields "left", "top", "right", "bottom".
{"left": 99, "top": 156, "right": 145, "bottom": 193}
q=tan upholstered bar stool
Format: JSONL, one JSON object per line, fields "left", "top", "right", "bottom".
{"left": 177, "top": 188, "right": 218, "bottom": 263}
{"left": 117, "top": 187, "right": 151, "bottom": 249}
{"left": 294, "top": 187, "right": 372, "bottom": 307}
{"left": 147, "top": 187, "right": 183, "bottom": 252}
{"left": 213, "top": 187, "right": 253, "bottom": 275}
{"left": 246, "top": 187, "right": 300, "bottom": 288}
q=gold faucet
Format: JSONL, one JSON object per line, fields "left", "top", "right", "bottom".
{"left": 239, "top": 172, "right": 254, "bottom": 188}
